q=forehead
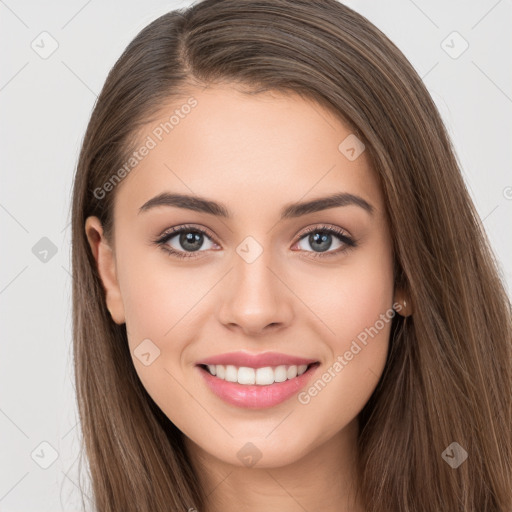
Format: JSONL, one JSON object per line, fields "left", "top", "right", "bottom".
{"left": 113, "top": 85, "right": 384, "bottom": 223}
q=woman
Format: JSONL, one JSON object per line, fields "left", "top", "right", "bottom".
{"left": 71, "top": 0, "right": 512, "bottom": 510}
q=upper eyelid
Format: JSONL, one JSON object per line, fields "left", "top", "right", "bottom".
{"left": 157, "top": 224, "right": 217, "bottom": 243}
{"left": 298, "top": 224, "right": 350, "bottom": 237}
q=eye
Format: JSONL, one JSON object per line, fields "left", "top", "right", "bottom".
{"left": 153, "top": 225, "right": 219, "bottom": 259}
{"left": 293, "top": 224, "right": 357, "bottom": 258}
{"left": 153, "top": 223, "right": 357, "bottom": 260}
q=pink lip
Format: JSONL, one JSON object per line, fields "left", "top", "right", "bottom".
{"left": 196, "top": 351, "right": 318, "bottom": 368}
{"left": 196, "top": 362, "right": 320, "bottom": 409}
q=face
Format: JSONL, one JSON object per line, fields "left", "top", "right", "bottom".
{"left": 86, "top": 84, "right": 397, "bottom": 469}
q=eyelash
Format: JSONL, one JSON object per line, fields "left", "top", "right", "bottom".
{"left": 153, "top": 223, "right": 358, "bottom": 260}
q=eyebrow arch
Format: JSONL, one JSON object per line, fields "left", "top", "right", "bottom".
{"left": 138, "top": 191, "right": 374, "bottom": 218}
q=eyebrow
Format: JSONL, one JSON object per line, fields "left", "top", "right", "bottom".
{"left": 138, "top": 191, "right": 374, "bottom": 218}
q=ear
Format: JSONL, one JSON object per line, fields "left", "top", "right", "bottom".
{"left": 85, "top": 216, "right": 126, "bottom": 325}
{"left": 393, "top": 287, "right": 413, "bottom": 317}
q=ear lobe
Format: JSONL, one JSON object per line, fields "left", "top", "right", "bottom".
{"left": 84, "top": 216, "right": 126, "bottom": 325}
{"left": 393, "top": 287, "right": 413, "bottom": 317}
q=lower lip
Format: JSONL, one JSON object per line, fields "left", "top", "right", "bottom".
{"left": 196, "top": 363, "right": 320, "bottom": 409}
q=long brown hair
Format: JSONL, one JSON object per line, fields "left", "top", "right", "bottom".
{"left": 71, "top": 1, "right": 512, "bottom": 510}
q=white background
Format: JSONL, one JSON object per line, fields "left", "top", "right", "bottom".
{"left": 1, "top": 0, "right": 511, "bottom": 510}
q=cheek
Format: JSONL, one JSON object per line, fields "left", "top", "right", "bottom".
{"left": 296, "top": 237, "right": 394, "bottom": 346}
{"left": 116, "top": 238, "right": 195, "bottom": 343}
{"left": 293, "top": 238, "right": 394, "bottom": 404}
{"left": 119, "top": 261, "right": 171, "bottom": 342}
{"left": 293, "top": 247, "right": 394, "bottom": 429}
{"left": 116, "top": 245, "right": 216, "bottom": 396}
{"left": 115, "top": 250, "right": 205, "bottom": 426}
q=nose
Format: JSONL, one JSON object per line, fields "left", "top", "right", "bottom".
{"left": 217, "top": 249, "right": 294, "bottom": 336}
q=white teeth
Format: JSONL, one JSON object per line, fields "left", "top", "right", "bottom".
{"left": 204, "top": 363, "right": 312, "bottom": 385}
{"left": 238, "top": 367, "right": 256, "bottom": 385}
{"left": 225, "top": 365, "right": 238, "bottom": 382}
{"left": 287, "top": 365, "right": 298, "bottom": 379}
{"left": 297, "top": 364, "right": 308, "bottom": 376}
{"left": 216, "top": 365, "right": 226, "bottom": 379}
{"left": 274, "top": 365, "right": 288, "bottom": 382}
{"left": 256, "top": 366, "right": 274, "bottom": 385}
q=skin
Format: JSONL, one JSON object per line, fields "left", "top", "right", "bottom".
{"left": 86, "top": 84, "right": 410, "bottom": 512}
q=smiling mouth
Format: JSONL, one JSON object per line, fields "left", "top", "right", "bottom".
{"left": 198, "top": 362, "right": 320, "bottom": 386}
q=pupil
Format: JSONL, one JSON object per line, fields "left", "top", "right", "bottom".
{"left": 310, "top": 232, "right": 331, "bottom": 252}
{"left": 180, "top": 231, "right": 203, "bottom": 252}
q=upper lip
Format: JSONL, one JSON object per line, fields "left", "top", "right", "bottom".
{"left": 196, "top": 351, "right": 318, "bottom": 368}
